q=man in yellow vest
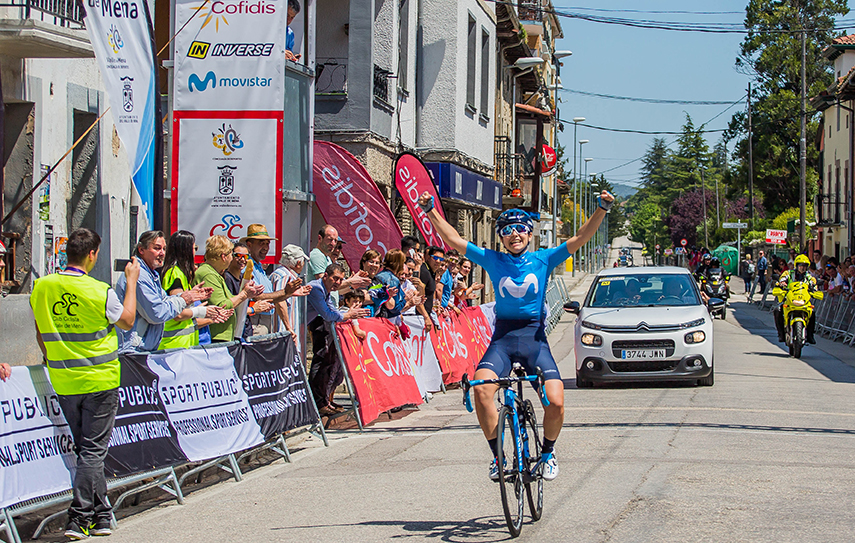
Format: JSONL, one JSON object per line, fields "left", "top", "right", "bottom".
{"left": 30, "top": 228, "right": 140, "bottom": 539}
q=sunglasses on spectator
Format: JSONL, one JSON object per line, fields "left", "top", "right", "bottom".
{"left": 431, "top": 255, "right": 446, "bottom": 262}
{"left": 499, "top": 224, "right": 532, "bottom": 237}
{"left": 233, "top": 252, "right": 248, "bottom": 259}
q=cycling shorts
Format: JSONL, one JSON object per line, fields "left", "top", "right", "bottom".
{"left": 476, "top": 319, "right": 561, "bottom": 381}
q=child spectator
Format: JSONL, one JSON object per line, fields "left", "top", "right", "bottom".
{"left": 342, "top": 289, "right": 367, "bottom": 340}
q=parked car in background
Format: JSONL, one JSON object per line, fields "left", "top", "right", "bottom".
{"left": 565, "top": 267, "right": 719, "bottom": 388}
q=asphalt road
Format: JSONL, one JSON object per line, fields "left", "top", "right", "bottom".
{"left": 62, "top": 261, "right": 855, "bottom": 543}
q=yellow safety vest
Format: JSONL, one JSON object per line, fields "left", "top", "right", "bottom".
{"left": 30, "top": 273, "right": 120, "bottom": 395}
{"left": 159, "top": 266, "right": 199, "bottom": 350}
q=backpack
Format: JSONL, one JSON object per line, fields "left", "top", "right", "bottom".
{"left": 747, "top": 262, "right": 756, "bottom": 275}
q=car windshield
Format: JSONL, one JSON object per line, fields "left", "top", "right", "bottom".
{"left": 587, "top": 274, "right": 701, "bottom": 308}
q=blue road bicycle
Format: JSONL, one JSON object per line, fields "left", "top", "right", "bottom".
{"left": 462, "top": 364, "right": 550, "bottom": 538}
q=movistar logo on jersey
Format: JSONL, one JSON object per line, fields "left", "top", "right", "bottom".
{"left": 498, "top": 274, "right": 539, "bottom": 299}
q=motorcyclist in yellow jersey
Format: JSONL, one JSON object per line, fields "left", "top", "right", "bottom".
{"left": 773, "top": 254, "right": 818, "bottom": 344}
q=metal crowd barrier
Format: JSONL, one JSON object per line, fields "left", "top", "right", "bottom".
{"left": 545, "top": 278, "right": 572, "bottom": 336}
{"left": 815, "top": 297, "right": 855, "bottom": 344}
{"left": 1, "top": 332, "right": 327, "bottom": 543}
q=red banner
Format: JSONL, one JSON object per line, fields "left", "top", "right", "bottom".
{"left": 430, "top": 311, "right": 479, "bottom": 384}
{"left": 335, "top": 319, "right": 423, "bottom": 424}
{"left": 461, "top": 306, "right": 493, "bottom": 361}
{"left": 313, "top": 141, "right": 404, "bottom": 271}
{"left": 394, "top": 152, "right": 450, "bottom": 251}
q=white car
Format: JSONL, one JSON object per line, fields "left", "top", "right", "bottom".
{"left": 565, "top": 267, "right": 717, "bottom": 387}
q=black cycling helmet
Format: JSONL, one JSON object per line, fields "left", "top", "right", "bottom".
{"left": 495, "top": 209, "right": 533, "bottom": 235}
{"left": 710, "top": 257, "right": 720, "bottom": 267}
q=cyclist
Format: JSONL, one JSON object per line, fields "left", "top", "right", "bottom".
{"left": 417, "top": 189, "right": 614, "bottom": 481}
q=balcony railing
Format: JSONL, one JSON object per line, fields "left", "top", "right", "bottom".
{"left": 517, "top": 0, "right": 542, "bottom": 22}
{"left": 373, "top": 64, "right": 392, "bottom": 105}
{"left": 1, "top": 0, "right": 84, "bottom": 27}
{"left": 315, "top": 58, "right": 347, "bottom": 96}
{"left": 817, "top": 192, "right": 846, "bottom": 226}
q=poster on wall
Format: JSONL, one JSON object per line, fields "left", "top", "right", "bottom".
{"left": 172, "top": 112, "right": 282, "bottom": 263}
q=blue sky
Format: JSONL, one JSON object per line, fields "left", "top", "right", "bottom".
{"left": 552, "top": 2, "right": 758, "bottom": 189}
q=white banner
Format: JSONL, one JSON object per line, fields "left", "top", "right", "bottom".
{"left": 84, "top": 0, "right": 159, "bottom": 225}
{"left": 173, "top": 113, "right": 282, "bottom": 259}
{"left": 0, "top": 367, "right": 74, "bottom": 508}
{"left": 173, "top": 0, "right": 286, "bottom": 111}
{"left": 147, "top": 348, "right": 264, "bottom": 462}
{"left": 401, "top": 316, "right": 444, "bottom": 396}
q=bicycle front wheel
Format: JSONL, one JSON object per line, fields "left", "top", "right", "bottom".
{"left": 521, "top": 400, "right": 543, "bottom": 521}
{"left": 496, "top": 405, "right": 524, "bottom": 538}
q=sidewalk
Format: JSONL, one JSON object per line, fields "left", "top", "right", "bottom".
{"left": 730, "top": 276, "right": 854, "bottom": 368}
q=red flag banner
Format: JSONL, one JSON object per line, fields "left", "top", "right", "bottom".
{"left": 430, "top": 312, "right": 476, "bottom": 384}
{"left": 335, "top": 319, "right": 423, "bottom": 424}
{"left": 394, "top": 152, "right": 450, "bottom": 251}
{"left": 314, "top": 141, "right": 404, "bottom": 271}
{"left": 461, "top": 306, "right": 493, "bottom": 361}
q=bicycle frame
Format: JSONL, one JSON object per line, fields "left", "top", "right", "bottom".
{"left": 462, "top": 370, "right": 550, "bottom": 479}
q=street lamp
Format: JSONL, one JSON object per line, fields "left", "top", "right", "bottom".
{"left": 578, "top": 139, "right": 589, "bottom": 271}
{"left": 546, "top": 82, "right": 563, "bottom": 250}
{"left": 570, "top": 118, "right": 585, "bottom": 275}
{"left": 584, "top": 158, "right": 593, "bottom": 271}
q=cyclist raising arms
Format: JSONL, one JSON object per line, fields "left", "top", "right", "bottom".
{"left": 417, "top": 190, "right": 614, "bottom": 481}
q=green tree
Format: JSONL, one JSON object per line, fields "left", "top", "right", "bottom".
{"left": 629, "top": 202, "right": 667, "bottom": 251}
{"left": 729, "top": 0, "right": 848, "bottom": 214}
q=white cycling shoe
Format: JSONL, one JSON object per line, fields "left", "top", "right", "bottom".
{"left": 489, "top": 458, "right": 504, "bottom": 481}
{"left": 541, "top": 453, "right": 558, "bottom": 481}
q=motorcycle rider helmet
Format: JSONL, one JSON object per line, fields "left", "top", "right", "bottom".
{"left": 703, "top": 253, "right": 711, "bottom": 261}
{"left": 794, "top": 254, "right": 810, "bottom": 279}
{"left": 710, "top": 257, "right": 720, "bottom": 268}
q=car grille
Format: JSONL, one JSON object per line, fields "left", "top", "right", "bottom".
{"left": 609, "top": 361, "right": 678, "bottom": 372}
{"left": 611, "top": 339, "right": 676, "bottom": 358}
{"left": 597, "top": 323, "right": 683, "bottom": 333}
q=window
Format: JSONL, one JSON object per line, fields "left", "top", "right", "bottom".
{"left": 466, "top": 15, "right": 476, "bottom": 110}
{"left": 480, "top": 29, "right": 490, "bottom": 117}
{"left": 398, "top": 0, "right": 409, "bottom": 92}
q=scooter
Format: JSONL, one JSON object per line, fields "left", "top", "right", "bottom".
{"left": 699, "top": 269, "right": 730, "bottom": 319}
{"left": 771, "top": 282, "right": 823, "bottom": 358}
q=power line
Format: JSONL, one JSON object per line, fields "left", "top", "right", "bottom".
{"left": 562, "top": 121, "right": 728, "bottom": 136}
{"left": 560, "top": 88, "right": 745, "bottom": 105}
{"left": 555, "top": 6, "right": 744, "bottom": 16}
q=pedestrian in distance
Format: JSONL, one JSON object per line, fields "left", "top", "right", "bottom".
{"left": 30, "top": 228, "right": 140, "bottom": 539}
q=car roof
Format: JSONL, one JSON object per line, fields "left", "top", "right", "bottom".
{"left": 597, "top": 266, "right": 690, "bottom": 278}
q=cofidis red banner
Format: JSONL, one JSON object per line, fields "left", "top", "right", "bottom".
{"left": 314, "top": 141, "right": 404, "bottom": 271}
{"left": 335, "top": 319, "right": 423, "bottom": 424}
{"left": 394, "top": 152, "right": 450, "bottom": 251}
{"left": 430, "top": 312, "right": 475, "bottom": 384}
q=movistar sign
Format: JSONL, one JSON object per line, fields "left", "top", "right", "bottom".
{"left": 188, "top": 71, "right": 273, "bottom": 91}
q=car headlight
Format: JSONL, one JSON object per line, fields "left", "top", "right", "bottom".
{"left": 580, "top": 333, "right": 603, "bottom": 346}
{"left": 685, "top": 331, "right": 706, "bottom": 344}
{"left": 580, "top": 320, "right": 602, "bottom": 331}
{"left": 680, "top": 318, "right": 706, "bottom": 329}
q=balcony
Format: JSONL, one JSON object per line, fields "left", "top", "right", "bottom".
{"left": 0, "top": 0, "right": 92, "bottom": 58}
{"left": 817, "top": 192, "right": 846, "bottom": 226}
{"left": 495, "top": 135, "right": 534, "bottom": 208}
{"left": 517, "top": 0, "right": 542, "bottom": 23}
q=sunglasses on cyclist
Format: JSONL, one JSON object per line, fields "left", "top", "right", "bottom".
{"left": 499, "top": 224, "right": 532, "bottom": 237}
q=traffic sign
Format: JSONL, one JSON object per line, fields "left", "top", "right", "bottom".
{"left": 680, "top": 239, "right": 687, "bottom": 247}
{"left": 675, "top": 247, "right": 685, "bottom": 254}
{"left": 766, "top": 229, "right": 787, "bottom": 244}
{"left": 664, "top": 248, "right": 673, "bottom": 255}
{"left": 723, "top": 222, "right": 748, "bottom": 229}
{"left": 655, "top": 244, "right": 660, "bottom": 250}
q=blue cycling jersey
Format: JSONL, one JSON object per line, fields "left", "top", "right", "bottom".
{"left": 466, "top": 242, "right": 569, "bottom": 321}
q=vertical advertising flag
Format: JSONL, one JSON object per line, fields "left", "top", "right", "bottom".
{"left": 313, "top": 141, "right": 404, "bottom": 271}
{"left": 84, "top": 0, "right": 160, "bottom": 226}
{"left": 172, "top": 0, "right": 287, "bottom": 263}
{"left": 394, "top": 152, "right": 450, "bottom": 251}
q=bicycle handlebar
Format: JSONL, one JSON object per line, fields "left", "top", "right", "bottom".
{"left": 461, "top": 368, "right": 550, "bottom": 413}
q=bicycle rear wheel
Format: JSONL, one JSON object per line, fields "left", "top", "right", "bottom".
{"left": 521, "top": 400, "right": 543, "bottom": 521}
{"left": 496, "top": 405, "right": 524, "bottom": 538}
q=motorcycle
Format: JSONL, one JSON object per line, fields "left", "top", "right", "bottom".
{"left": 698, "top": 269, "right": 730, "bottom": 319}
{"left": 771, "top": 282, "right": 823, "bottom": 358}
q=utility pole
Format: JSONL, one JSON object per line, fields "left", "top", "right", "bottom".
{"left": 748, "top": 82, "right": 755, "bottom": 230}
{"left": 799, "top": 19, "right": 807, "bottom": 253}
{"left": 701, "top": 169, "right": 710, "bottom": 249}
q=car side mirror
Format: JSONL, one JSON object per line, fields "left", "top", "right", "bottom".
{"left": 563, "top": 301, "right": 581, "bottom": 314}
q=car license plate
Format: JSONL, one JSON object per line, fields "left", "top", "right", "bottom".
{"left": 621, "top": 349, "right": 666, "bottom": 360}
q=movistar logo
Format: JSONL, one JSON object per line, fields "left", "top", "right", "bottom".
{"left": 188, "top": 71, "right": 273, "bottom": 92}
{"left": 188, "top": 71, "right": 216, "bottom": 92}
{"left": 498, "top": 274, "right": 539, "bottom": 299}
